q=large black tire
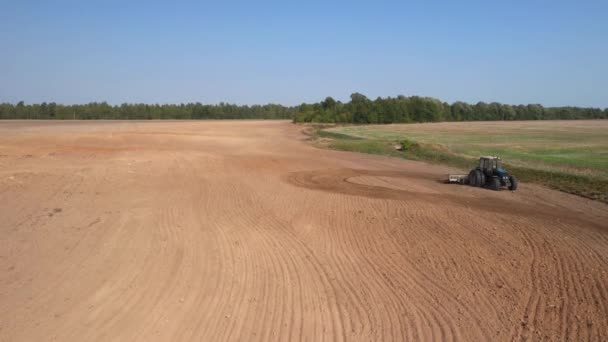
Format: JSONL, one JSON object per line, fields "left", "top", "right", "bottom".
{"left": 474, "top": 170, "right": 484, "bottom": 187}
{"left": 509, "top": 176, "right": 518, "bottom": 191}
{"left": 490, "top": 177, "right": 501, "bottom": 191}
{"left": 478, "top": 172, "right": 486, "bottom": 187}
{"left": 468, "top": 170, "right": 478, "bottom": 187}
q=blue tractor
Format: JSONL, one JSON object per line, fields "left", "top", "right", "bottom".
{"left": 467, "top": 156, "right": 518, "bottom": 191}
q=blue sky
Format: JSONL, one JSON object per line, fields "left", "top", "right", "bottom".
{"left": 1, "top": 1, "right": 607, "bottom": 107}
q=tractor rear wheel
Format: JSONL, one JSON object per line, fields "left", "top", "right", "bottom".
{"left": 474, "top": 170, "right": 484, "bottom": 187}
{"left": 509, "top": 176, "right": 518, "bottom": 191}
{"left": 468, "top": 170, "right": 478, "bottom": 187}
{"left": 490, "top": 177, "right": 500, "bottom": 191}
{"left": 478, "top": 172, "right": 486, "bottom": 187}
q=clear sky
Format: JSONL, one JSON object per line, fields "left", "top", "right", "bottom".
{"left": 1, "top": 1, "right": 607, "bottom": 107}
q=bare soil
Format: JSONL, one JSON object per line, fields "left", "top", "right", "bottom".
{"left": 1, "top": 120, "right": 607, "bottom": 341}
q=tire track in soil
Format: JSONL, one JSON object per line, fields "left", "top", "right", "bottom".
{"left": 286, "top": 167, "right": 608, "bottom": 340}
{"left": 345, "top": 199, "right": 465, "bottom": 341}
{"left": 505, "top": 215, "right": 608, "bottom": 341}
{"left": 285, "top": 169, "right": 605, "bottom": 231}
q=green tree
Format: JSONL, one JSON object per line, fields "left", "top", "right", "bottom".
{"left": 350, "top": 93, "right": 371, "bottom": 123}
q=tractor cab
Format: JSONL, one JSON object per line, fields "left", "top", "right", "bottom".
{"left": 479, "top": 156, "right": 509, "bottom": 176}
{"left": 479, "top": 156, "right": 501, "bottom": 171}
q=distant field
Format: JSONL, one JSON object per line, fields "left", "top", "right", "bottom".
{"left": 322, "top": 120, "right": 608, "bottom": 201}
{"left": 328, "top": 120, "right": 608, "bottom": 178}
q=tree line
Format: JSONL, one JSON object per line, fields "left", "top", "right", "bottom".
{"left": 293, "top": 93, "right": 607, "bottom": 123}
{"left": 1, "top": 93, "right": 606, "bottom": 122}
{"left": 0, "top": 102, "right": 295, "bottom": 120}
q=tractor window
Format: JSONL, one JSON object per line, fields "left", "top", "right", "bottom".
{"left": 481, "top": 159, "right": 489, "bottom": 169}
{"left": 480, "top": 158, "right": 500, "bottom": 170}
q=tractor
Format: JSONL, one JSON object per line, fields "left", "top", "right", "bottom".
{"left": 447, "top": 156, "right": 518, "bottom": 191}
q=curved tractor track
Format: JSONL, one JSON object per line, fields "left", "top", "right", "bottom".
{"left": 0, "top": 120, "right": 607, "bottom": 341}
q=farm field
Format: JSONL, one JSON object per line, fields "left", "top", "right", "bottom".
{"left": 325, "top": 120, "right": 608, "bottom": 201}
{"left": 327, "top": 120, "right": 608, "bottom": 178}
{"left": 0, "top": 120, "right": 607, "bottom": 341}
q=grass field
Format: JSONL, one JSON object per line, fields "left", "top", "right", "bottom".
{"left": 317, "top": 120, "right": 608, "bottom": 202}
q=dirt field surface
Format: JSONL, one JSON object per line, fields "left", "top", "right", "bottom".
{"left": 1, "top": 120, "right": 607, "bottom": 341}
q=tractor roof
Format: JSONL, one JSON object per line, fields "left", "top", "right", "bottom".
{"left": 480, "top": 156, "right": 501, "bottom": 160}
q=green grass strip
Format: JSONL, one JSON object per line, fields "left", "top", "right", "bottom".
{"left": 315, "top": 127, "right": 607, "bottom": 203}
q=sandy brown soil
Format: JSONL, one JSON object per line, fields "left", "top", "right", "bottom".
{"left": 1, "top": 120, "right": 607, "bottom": 341}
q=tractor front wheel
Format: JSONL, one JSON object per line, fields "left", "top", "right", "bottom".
{"left": 509, "top": 176, "right": 518, "bottom": 191}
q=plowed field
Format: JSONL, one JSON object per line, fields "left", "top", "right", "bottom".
{"left": 1, "top": 120, "right": 606, "bottom": 341}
